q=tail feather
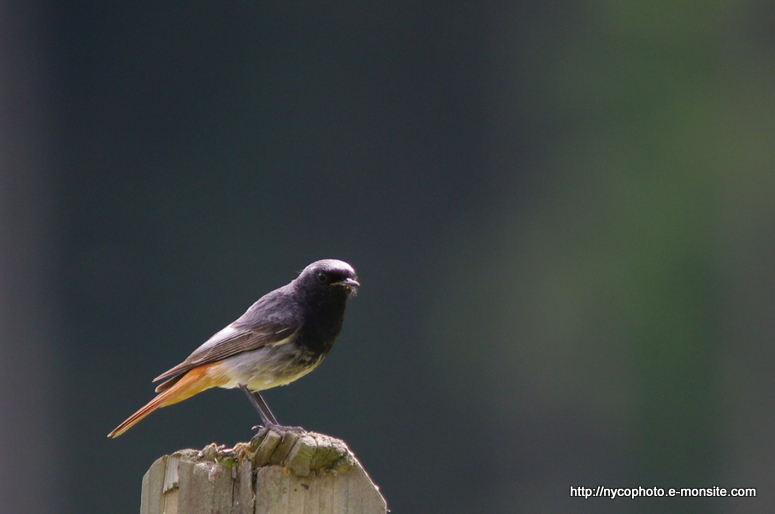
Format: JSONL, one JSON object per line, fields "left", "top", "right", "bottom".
{"left": 154, "top": 374, "right": 183, "bottom": 393}
{"left": 108, "top": 365, "right": 219, "bottom": 438}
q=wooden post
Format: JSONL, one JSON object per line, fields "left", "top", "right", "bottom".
{"left": 140, "top": 430, "right": 387, "bottom": 514}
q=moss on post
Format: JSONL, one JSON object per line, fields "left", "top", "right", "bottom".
{"left": 140, "top": 431, "right": 387, "bottom": 514}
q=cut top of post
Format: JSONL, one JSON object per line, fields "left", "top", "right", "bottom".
{"left": 140, "top": 430, "right": 387, "bottom": 514}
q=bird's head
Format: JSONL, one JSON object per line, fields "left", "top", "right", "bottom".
{"left": 296, "top": 259, "right": 359, "bottom": 298}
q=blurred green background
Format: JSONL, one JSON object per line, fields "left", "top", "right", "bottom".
{"left": 2, "top": 1, "right": 774, "bottom": 513}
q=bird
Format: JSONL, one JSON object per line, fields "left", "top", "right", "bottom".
{"left": 108, "top": 259, "right": 359, "bottom": 438}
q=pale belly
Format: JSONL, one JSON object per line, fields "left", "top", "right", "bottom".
{"left": 206, "top": 344, "right": 326, "bottom": 391}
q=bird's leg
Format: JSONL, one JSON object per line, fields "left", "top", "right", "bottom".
{"left": 239, "top": 385, "right": 305, "bottom": 439}
{"left": 240, "top": 384, "right": 278, "bottom": 425}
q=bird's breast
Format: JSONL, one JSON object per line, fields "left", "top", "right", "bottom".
{"left": 212, "top": 341, "right": 328, "bottom": 392}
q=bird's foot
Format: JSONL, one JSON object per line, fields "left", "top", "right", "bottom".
{"left": 251, "top": 423, "right": 306, "bottom": 441}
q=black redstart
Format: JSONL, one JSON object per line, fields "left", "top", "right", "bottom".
{"left": 108, "top": 259, "right": 359, "bottom": 437}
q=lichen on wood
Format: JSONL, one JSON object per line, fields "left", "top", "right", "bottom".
{"left": 140, "top": 430, "right": 386, "bottom": 514}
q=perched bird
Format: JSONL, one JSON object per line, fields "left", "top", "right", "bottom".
{"left": 108, "top": 259, "right": 359, "bottom": 438}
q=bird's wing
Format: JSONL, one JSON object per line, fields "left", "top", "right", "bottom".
{"left": 152, "top": 320, "right": 300, "bottom": 389}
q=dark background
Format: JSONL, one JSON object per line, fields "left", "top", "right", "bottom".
{"left": 2, "top": 1, "right": 775, "bottom": 513}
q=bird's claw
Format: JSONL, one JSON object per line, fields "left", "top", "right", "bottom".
{"left": 251, "top": 423, "right": 306, "bottom": 441}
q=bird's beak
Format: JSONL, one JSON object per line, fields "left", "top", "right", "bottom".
{"left": 332, "top": 278, "right": 360, "bottom": 288}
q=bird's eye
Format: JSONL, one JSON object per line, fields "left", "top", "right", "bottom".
{"left": 316, "top": 271, "right": 329, "bottom": 283}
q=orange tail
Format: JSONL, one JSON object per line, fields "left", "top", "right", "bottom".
{"left": 108, "top": 364, "right": 221, "bottom": 438}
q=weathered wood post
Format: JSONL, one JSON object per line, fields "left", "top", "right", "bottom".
{"left": 140, "top": 430, "right": 387, "bottom": 514}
